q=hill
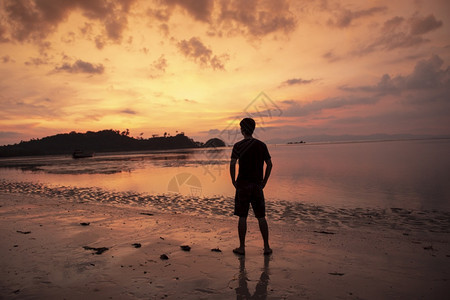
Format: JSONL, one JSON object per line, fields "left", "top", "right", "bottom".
{"left": 0, "top": 130, "right": 200, "bottom": 157}
{"left": 203, "top": 138, "right": 226, "bottom": 148}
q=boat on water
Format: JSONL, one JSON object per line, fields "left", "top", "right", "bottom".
{"left": 72, "top": 150, "right": 94, "bottom": 159}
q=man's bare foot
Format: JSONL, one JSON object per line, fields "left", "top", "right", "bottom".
{"left": 233, "top": 247, "right": 245, "bottom": 255}
{"left": 263, "top": 247, "right": 273, "bottom": 255}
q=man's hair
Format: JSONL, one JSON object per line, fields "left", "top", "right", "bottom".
{"left": 240, "top": 118, "right": 256, "bottom": 135}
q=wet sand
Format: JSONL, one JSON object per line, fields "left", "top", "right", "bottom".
{"left": 0, "top": 189, "right": 449, "bottom": 299}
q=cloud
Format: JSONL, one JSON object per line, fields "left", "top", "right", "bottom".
{"left": 1, "top": 55, "right": 13, "bottom": 63}
{"left": 328, "top": 6, "right": 387, "bottom": 28}
{"left": 280, "top": 96, "right": 379, "bottom": 117}
{"left": 148, "top": 55, "right": 168, "bottom": 78}
{"left": 352, "top": 14, "right": 444, "bottom": 56}
{"left": 152, "top": 55, "right": 167, "bottom": 72}
{"left": 410, "top": 14, "right": 443, "bottom": 35}
{"left": 163, "top": 0, "right": 214, "bottom": 22}
{"left": 2, "top": 0, "right": 136, "bottom": 44}
{"left": 382, "top": 16, "right": 404, "bottom": 32}
{"left": 322, "top": 50, "right": 342, "bottom": 63}
{"left": 24, "top": 57, "right": 50, "bottom": 66}
{"left": 281, "top": 77, "right": 316, "bottom": 87}
{"left": 148, "top": 0, "right": 297, "bottom": 38}
{"left": 54, "top": 59, "right": 105, "bottom": 74}
{"left": 341, "top": 55, "right": 450, "bottom": 95}
{"left": 218, "top": 0, "right": 296, "bottom": 37}
{"left": 177, "top": 37, "right": 228, "bottom": 70}
{"left": 0, "top": 23, "right": 9, "bottom": 42}
{"left": 120, "top": 109, "right": 137, "bottom": 115}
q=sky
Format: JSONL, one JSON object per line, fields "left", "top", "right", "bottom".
{"left": 0, "top": 0, "right": 449, "bottom": 146}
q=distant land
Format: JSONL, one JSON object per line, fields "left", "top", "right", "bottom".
{"left": 268, "top": 133, "right": 450, "bottom": 144}
{"left": 0, "top": 130, "right": 225, "bottom": 158}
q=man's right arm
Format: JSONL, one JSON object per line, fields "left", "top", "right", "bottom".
{"left": 261, "top": 158, "right": 272, "bottom": 189}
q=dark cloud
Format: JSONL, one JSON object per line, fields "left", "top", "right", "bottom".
{"left": 0, "top": 131, "right": 20, "bottom": 139}
{"left": 218, "top": 0, "right": 296, "bottom": 37}
{"left": 24, "top": 57, "right": 49, "bottom": 66}
{"left": 341, "top": 55, "right": 450, "bottom": 94}
{"left": 410, "top": 14, "right": 443, "bottom": 35}
{"left": 358, "top": 33, "right": 426, "bottom": 55}
{"left": 281, "top": 78, "right": 316, "bottom": 87}
{"left": 382, "top": 16, "right": 404, "bottom": 32}
{"left": 0, "top": 23, "right": 10, "bottom": 42}
{"left": 95, "top": 35, "right": 105, "bottom": 49}
{"left": 120, "top": 109, "right": 137, "bottom": 115}
{"left": 177, "top": 37, "right": 227, "bottom": 70}
{"left": 2, "top": 55, "right": 12, "bottom": 63}
{"left": 148, "top": 0, "right": 296, "bottom": 38}
{"left": 2, "top": 0, "right": 136, "bottom": 44}
{"left": 322, "top": 50, "right": 341, "bottom": 63}
{"left": 54, "top": 59, "right": 105, "bottom": 74}
{"left": 163, "top": 0, "right": 214, "bottom": 22}
{"left": 328, "top": 6, "right": 387, "bottom": 28}
{"left": 159, "top": 23, "right": 169, "bottom": 36}
{"left": 352, "top": 14, "right": 444, "bottom": 56}
{"left": 149, "top": 55, "right": 167, "bottom": 78}
{"left": 280, "top": 96, "right": 379, "bottom": 117}
{"left": 152, "top": 55, "right": 167, "bottom": 72}
{"left": 147, "top": 7, "right": 172, "bottom": 22}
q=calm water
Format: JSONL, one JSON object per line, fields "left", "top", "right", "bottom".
{"left": 0, "top": 139, "right": 449, "bottom": 211}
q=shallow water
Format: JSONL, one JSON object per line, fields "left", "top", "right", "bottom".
{"left": 0, "top": 139, "right": 449, "bottom": 211}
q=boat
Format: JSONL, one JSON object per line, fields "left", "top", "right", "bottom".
{"left": 72, "top": 150, "right": 94, "bottom": 159}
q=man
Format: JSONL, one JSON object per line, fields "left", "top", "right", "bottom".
{"left": 230, "top": 118, "right": 273, "bottom": 255}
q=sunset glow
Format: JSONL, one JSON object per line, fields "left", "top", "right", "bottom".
{"left": 0, "top": 0, "right": 449, "bottom": 145}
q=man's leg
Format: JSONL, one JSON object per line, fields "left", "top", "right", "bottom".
{"left": 258, "top": 217, "right": 272, "bottom": 254}
{"left": 238, "top": 216, "right": 247, "bottom": 249}
{"left": 233, "top": 216, "right": 247, "bottom": 255}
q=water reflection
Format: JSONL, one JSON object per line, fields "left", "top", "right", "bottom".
{"left": 0, "top": 140, "right": 449, "bottom": 210}
{"left": 235, "top": 256, "right": 270, "bottom": 299}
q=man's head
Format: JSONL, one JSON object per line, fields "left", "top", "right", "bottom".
{"left": 240, "top": 118, "right": 256, "bottom": 136}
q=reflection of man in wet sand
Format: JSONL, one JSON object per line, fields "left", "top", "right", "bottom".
{"left": 230, "top": 118, "right": 273, "bottom": 256}
{"left": 235, "top": 255, "right": 270, "bottom": 299}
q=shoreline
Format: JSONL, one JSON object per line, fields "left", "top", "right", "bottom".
{"left": 1, "top": 191, "right": 449, "bottom": 299}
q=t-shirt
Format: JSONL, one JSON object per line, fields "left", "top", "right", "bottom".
{"left": 231, "top": 138, "right": 271, "bottom": 183}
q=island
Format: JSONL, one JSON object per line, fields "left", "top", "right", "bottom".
{"left": 0, "top": 130, "right": 224, "bottom": 158}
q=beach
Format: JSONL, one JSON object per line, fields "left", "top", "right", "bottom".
{"left": 1, "top": 187, "right": 449, "bottom": 299}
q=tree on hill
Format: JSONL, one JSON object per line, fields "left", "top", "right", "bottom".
{"left": 0, "top": 130, "right": 199, "bottom": 157}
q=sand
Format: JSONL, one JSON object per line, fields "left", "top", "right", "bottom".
{"left": 0, "top": 190, "right": 449, "bottom": 299}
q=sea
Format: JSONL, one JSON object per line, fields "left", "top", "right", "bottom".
{"left": 0, "top": 138, "right": 449, "bottom": 213}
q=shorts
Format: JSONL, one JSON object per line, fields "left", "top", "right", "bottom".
{"left": 234, "top": 181, "right": 266, "bottom": 218}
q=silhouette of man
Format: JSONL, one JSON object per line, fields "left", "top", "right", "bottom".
{"left": 230, "top": 118, "right": 273, "bottom": 255}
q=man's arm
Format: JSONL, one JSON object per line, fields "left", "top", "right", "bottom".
{"left": 230, "top": 158, "right": 237, "bottom": 188}
{"left": 261, "top": 159, "right": 272, "bottom": 189}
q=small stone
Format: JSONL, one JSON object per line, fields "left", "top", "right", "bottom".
{"left": 160, "top": 254, "right": 169, "bottom": 260}
{"left": 80, "top": 222, "right": 90, "bottom": 226}
{"left": 83, "top": 246, "right": 109, "bottom": 255}
{"left": 132, "top": 243, "right": 142, "bottom": 248}
{"left": 16, "top": 231, "right": 31, "bottom": 234}
{"left": 180, "top": 245, "right": 191, "bottom": 251}
{"left": 211, "top": 248, "right": 222, "bottom": 252}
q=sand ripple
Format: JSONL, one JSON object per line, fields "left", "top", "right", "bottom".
{"left": 1, "top": 179, "right": 449, "bottom": 233}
